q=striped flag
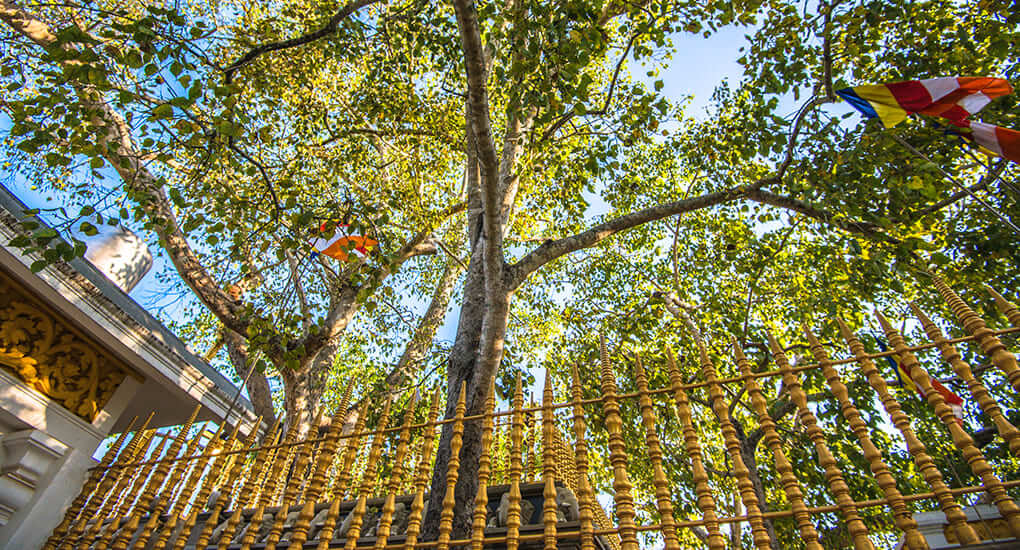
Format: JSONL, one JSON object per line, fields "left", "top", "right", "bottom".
{"left": 955, "top": 120, "right": 1020, "bottom": 164}
{"left": 873, "top": 335, "right": 965, "bottom": 424}
{"left": 311, "top": 223, "right": 378, "bottom": 261}
{"left": 837, "top": 76, "right": 1012, "bottom": 128}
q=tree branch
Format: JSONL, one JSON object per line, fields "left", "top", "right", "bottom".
{"left": 385, "top": 252, "right": 465, "bottom": 390}
{"left": 507, "top": 184, "right": 759, "bottom": 288}
{"left": 223, "top": 0, "right": 382, "bottom": 83}
{"left": 745, "top": 188, "right": 898, "bottom": 244}
{"left": 0, "top": 0, "right": 249, "bottom": 335}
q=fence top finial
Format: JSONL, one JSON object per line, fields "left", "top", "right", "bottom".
{"left": 802, "top": 324, "right": 825, "bottom": 353}
{"left": 874, "top": 309, "right": 895, "bottom": 333}
{"left": 729, "top": 335, "right": 747, "bottom": 361}
{"left": 764, "top": 328, "right": 784, "bottom": 356}
{"left": 908, "top": 302, "right": 936, "bottom": 327}
{"left": 835, "top": 317, "right": 857, "bottom": 341}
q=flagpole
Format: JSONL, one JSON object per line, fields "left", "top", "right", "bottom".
{"left": 891, "top": 134, "right": 1020, "bottom": 237}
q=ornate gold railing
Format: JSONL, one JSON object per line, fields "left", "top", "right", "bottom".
{"left": 44, "top": 278, "right": 1020, "bottom": 549}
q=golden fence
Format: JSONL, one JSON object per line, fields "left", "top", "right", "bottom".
{"left": 42, "top": 276, "right": 1020, "bottom": 549}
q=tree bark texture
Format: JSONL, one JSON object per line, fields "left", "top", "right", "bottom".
{"left": 224, "top": 330, "right": 277, "bottom": 426}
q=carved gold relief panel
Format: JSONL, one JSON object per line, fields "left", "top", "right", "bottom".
{"left": 0, "top": 269, "right": 133, "bottom": 422}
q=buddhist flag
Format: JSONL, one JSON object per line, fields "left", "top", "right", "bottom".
{"left": 955, "top": 121, "right": 1020, "bottom": 164}
{"left": 311, "top": 223, "right": 378, "bottom": 261}
{"left": 836, "top": 77, "right": 1012, "bottom": 128}
{"left": 874, "top": 335, "right": 965, "bottom": 424}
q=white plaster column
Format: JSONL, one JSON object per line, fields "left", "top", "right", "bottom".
{"left": 0, "top": 372, "right": 139, "bottom": 549}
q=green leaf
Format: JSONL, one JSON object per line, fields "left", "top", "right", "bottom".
{"left": 80, "top": 222, "right": 99, "bottom": 236}
{"left": 152, "top": 103, "right": 174, "bottom": 119}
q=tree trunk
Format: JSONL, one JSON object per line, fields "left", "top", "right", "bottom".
{"left": 421, "top": 244, "right": 509, "bottom": 540}
{"left": 279, "top": 346, "right": 332, "bottom": 436}
{"left": 386, "top": 254, "right": 464, "bottom": 390}
{"left": 224, "top": 330, "right": 277, "bottom": 426}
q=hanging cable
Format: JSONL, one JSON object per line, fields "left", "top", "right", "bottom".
{"left": 890, "top": 133, "right": 1020, "bottom": 237}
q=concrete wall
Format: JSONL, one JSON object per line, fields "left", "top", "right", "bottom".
{"left": 0, "top": 369, "right": 138, "bottom": 549}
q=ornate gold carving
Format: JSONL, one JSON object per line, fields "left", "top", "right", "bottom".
{"left": 0, "top": 271, "right": 136, "bottom": 421}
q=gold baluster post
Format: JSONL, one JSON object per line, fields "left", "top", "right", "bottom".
{"left": 570, "top": 364, "right": 598, "bottom": 550}
{"left": 95, "top": 432, "right": 169, "bottom": 550}
{"left": 911, "top": 302, "right": 1020, "bottom": 457}
{"left": 315, "top": 401, "right": 370, "bottom": 550}
{"left": 63, "top": 412, "right": 154, "bottom": 550}
{"left": 840, "top": 318, "right": 981, "bottom": 544}
{"left": 633, "top": 352, "right": 680, "bottom": 550}
{"left": 112, "top": 405, "right": 202, "bottom": 550}
{"left": 932, "top": 276, "right": 1020, "bottom": 392}
{"left": 598, "top": 335, "right": 639, "bottom": 550}
{"left": 877, "top": 311, "right": 1020, "bottom": 537}
{"left": 374, "top": 390, "right": 420, "bottom": 549}
{"left": 402, "top": 388, "right": 442, "bottom": 550}
{"left": 165, "top": 421, "right": 245, "bottom": 550}
{"left": 190, "top": 423, "right": 262, "bottom": 550}
{"left": 471, "top": 379, "right": 497, "bottom": 550}
{"left": 691, "top": 336, "right": 771, "bottom": 549}
{"left": 239, "top": 417, "right": 301, "bottom": 550}
{"left": 150, "top": 421, "right": 227, "bottom": 550}
{"left": 541, "top": 371, "right": 560, "bottom": 550}
{"left": 664, "top": 348, "right": 725, "bottom": 550}
{"left": 436, "top": 382, "right": 467, "bottom": 550}
{"left": 134, "top": 419, "right": 212, "bottom": 550}
{"left": 342, "top": 396, "right": 394, "bottom": 549}
{"left": 289, "top": 382, "right": 355, "bottom": 548}
{"left": 217, "top": 420, "right": 283, "bottom": 550}
{"left": 507, "top": 373, "right": 525, "bottom": 550}
{"left": 739, "top": 335, "right": 818, "bottom": 550}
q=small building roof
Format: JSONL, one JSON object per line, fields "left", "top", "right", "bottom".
{"left": 0, "top": 183, "right": 256, "bottom": 433}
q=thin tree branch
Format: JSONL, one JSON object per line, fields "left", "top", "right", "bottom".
{"left": 508, "top": 184, "right": 760, "bottom": 288}
{"left": 744, "top": 188, "right": 897, "bottom": 243}
{"left": 223, "top": 0, "right": 382, "bottom": 83}
{"left": 0, "top": 0, "right": 249, "bottom": 335}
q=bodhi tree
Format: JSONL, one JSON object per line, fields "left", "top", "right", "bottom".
{"left": 0, "top": 0, "right": 468, "bottom": 432}
{"left": 465, "top": 0, "right": 1018, "bottom": 545}
{"left": 423, "top": 0, "right": 1018, "bottom": 537}
{"left": 2, "top": 0, "right": 1018, "bottom": 542}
